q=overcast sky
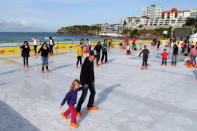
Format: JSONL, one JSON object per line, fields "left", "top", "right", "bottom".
{"left": 0, "top": 0, "right": 196, "bottom": 32}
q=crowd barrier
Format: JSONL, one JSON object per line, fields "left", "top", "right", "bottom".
{"left": 0, "top": 40, "right": 169, "bottom": 55}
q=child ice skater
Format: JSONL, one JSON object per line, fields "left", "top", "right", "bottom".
{"left": 161, "top": 49, "right": 169, "bottom": 66}
{"left": 139, "top": 45, "right": 150, "bottom": 70}
{"left": 60, "top": 79, "right": 87, "bottom": 128}
{"left": 76, "top": 44, "right": 83, "bottom": 68}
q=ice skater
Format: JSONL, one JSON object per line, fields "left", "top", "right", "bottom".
{"left": 171, "top": 44, "right": 179, "bottom": 66}
{"left": 139, "top": 45, "right": 150, "bottom": 70}
{"left": 20, "top": 41, "right": 30, "bottom": 68}
{"left": 32, "top": 37, "right": 38, "bottom": 56}
{"left": 161, "top": 49, "right": 169, "bottom": 66}
{"left": 181, "top": 41, "right": 185, "bottom": 56}
{"left": 76, "top": 44, "right": 83, "bottom": 68}
{"left": 60, "top": 79, "right": 87, "bottom": 128}
{"left": 157, "top": 40, "right": 161, "bottom": 50}
{"left": 126, "top": 44, "right": 131, "bottom": 56}
{"left": 38, "top": 42, "right": 50, "bottom": 72}
{"left": 188, "top": 45, "right": 197, "bottom": 68}
{"left": 94, "top": 41, "right": 102, "bottom": 67}
{"left": 101, "top": 39, "right": 108, "bottom": 64}
{"left": 49, "top": 37, "right": 55, "bottom": 56}
{"left": 76, "top": 51, "right": 98, "bottom": 117}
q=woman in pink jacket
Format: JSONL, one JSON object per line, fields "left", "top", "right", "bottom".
{"left": 190, "top": 45, "right": 197, "bottom": 66}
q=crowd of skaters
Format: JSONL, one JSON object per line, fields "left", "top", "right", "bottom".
{"left": 19, "top": 36, "right": 197, "bottom": 128}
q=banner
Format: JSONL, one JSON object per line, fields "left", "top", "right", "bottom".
{"left": 0, "top": 40, "right": 169, "bottom": 55}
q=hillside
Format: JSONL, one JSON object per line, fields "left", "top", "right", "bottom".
{"left": 57, "top": 25, "right": 100, "bottom": 36}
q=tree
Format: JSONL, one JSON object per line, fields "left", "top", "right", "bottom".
{"left": 186, "top": 18, "right": 197, "bottom": 27}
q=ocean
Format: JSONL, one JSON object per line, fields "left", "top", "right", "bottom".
{"left": 0, "top": 32, "right": 120, "bottom": 46}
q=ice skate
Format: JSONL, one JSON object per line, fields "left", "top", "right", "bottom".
{"left": 141, "top": 66, "right": 145, "bottom": 70}
{"left": 87, "top": 106, "right": 99, "bottom": 111}
{"left": 76, "top": 112, "right": 81, "bottom": 117}
{"left": 70, "top": 122, "right": 78, "bottom": 128}
{"left": 60, "top": 113, "right": 68, "bottom": 119}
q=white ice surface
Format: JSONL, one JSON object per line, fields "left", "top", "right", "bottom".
{"left": 0, "top": 45, "right": 197, "bottom": 131}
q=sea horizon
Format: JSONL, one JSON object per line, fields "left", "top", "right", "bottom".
{"left": 0, "top": 32, "right": 121, "bottom": 46}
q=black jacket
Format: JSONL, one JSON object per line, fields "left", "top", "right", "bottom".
{"left": 80, "top": 57, "right": 95, "bottom": 85}
{"left": 20, "top": 45, "right": 30, "bottom": 57}
{"left": 94, "top": 44, "right": 102, "bottom": 54}
{"left": 173, "top": 46, "right": 179, "bottom": 55}
{"left": 139, "top": 49, "right": 150, "bottom": 58}
{"left": 38, "top": 46, "right": 50, "bottom": 57}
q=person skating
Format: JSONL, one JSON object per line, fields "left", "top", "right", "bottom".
{"left": 131, "top": 38, "right": 137, "bottom": 51}
{"left": 20, "top": 41, "right": 30, "bottom": 68}
{"left": 181, "top": 42, "right": 185, "bottom": 56}
{"left": 60, "top": 79, "right": 87, "bottom": 128}
{"left": 86, "top": 39, "right": 92, "bottom": 52}
{"left": 38, "top": 42, "right": 50, "bottom": 72}
{"left": 101, "top": 39, "right": 108, "bottom": 64}
{"left": 139, "top": 45, "right": 150, "bottom": 70}
{"left": 161, "top": 49, "right": 169, "bottom": 66}
{"left": 126, "top": 45, "right": 131, "bottom": 56}
{"left": 76, "top": 44, "right": 83, "bottom": 68}
{"left": 94, "top": 41, "right": 102, "bottom": 67}
{"left": 157, "top": 40, "right": 161, "bottom": 50}
{"left": 108, "top": 38, "right": 113, "bottom": 48}
{"left": 76, "top": 51, "right": 98, "bottom": 117}
{"left": 188, "top": 45, "right": 197, "bottom": 68}
{"left": 171, "top": 44, "right": 179, "bottom": 66}
{"left": 139, "top": 39, "right": 143, "bottom": 51}
{"left": 49, "top": 37, "right": 55, "bottom": 56}
{"left": 32, "top": 37, "right": 38, "bottom": 56}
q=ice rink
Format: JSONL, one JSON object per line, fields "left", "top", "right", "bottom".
{"left": 0, "top": 45, "right": 197, "bottom": 131}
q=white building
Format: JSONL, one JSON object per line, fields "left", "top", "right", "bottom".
{"left": 190, "top": 9, "right": 197, "bottom": 18}
{"left": 100, "top": 24, "right": 123, "bottom": 34}
{"left": 147, "top": 8, "right": 191, "bottom": 27}
{"left": 121, "top": 16, "right": 149, "bottom": 29}
{"left": 162, "top": 8, "right": 190, "bottom": 19}
{"left": 147, "top": 17, "right": 187, "bottom": 27}
{"left": 143, "top": 5, "right": 163, "bottom": 18}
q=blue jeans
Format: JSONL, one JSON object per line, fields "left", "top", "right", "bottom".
{"left": 172, "top": 54, "right": 177, "bottom": 64}
{"left": 41, "top": 56, "right": 48, "bottom": 66}
{"left": 190, "top": 55, "right": 196, "bottom": 65}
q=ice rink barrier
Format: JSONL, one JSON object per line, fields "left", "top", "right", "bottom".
{"left": 0, "top": 40, "right": 168, "bottom": 55}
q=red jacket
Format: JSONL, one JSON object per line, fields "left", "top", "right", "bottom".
{"left": 181, "top": 43, "right": 185, "bottom": 48}
{"left": 161, "top": 52, "right": 169, "bottom": 59}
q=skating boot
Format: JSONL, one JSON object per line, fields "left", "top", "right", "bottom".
{"left": 87, "top": 106, "right": 99, "bottom": 111}
{"left": 141, "top": 66, "right": 145, "bottom": 70}
{"left": 96, "top": 64, "right": 100, "bottom": 67}
{"left": 76, "top": 112, "right": 81, "bottom": 117}
{"left": 60, "top": 113, "right": 68, "bottom": 119}
{"left": 144, "top": 66, "right": 148, "bottom": 70}
{"left": 70, "top": 122, "right": 78, "bottom": 128}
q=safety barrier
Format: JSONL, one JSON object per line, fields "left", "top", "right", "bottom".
{"left": 0, "top": 40, "right": 168, "bottom": 55}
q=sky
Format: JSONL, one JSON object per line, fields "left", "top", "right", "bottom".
{"left": 0, "top": 0, "right": 197, "bottom": 32}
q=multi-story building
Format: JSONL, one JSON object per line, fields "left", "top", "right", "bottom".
{"left": 147, "top": 8, "right": 191, "bottom": 27}
{"left": 121, "top": 16, "right": 149, "bottom": 29}
{"left": 100, "top": 24, "right": 123, "bottom": 34}
{"left": 143, "top": 5, "right": 163, "bottom": 18}
{"left": 190, "top": 9, "right": 197, "bottom": 18}
{"left": 147, "top": 17, "right": 187, "bottom": 27}
{"left": 162, "top": 8, "right": 190, "bottom": 19}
